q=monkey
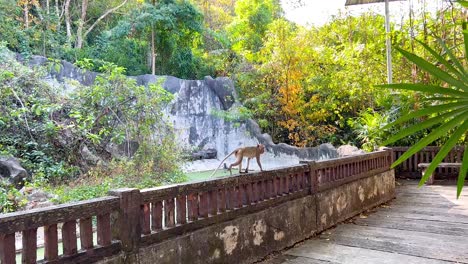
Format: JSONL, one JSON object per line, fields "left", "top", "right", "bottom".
{"left": 211, "top": 144, "right": 265, "bottom": 177}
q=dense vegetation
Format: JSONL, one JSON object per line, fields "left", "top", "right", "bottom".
{"left": 0, "top": 43, "right": 183, "bottom": 212}
{"left": 0, "top": 0, "right": 466, "bottom": 211}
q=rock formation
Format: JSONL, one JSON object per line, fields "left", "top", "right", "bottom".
{"left": 0, "top": 156, "right": 29, "bottom": 188}
{"left": 23, "top": 55, "right": 338, "bottom": 172}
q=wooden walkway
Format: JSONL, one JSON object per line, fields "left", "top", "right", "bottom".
{"left": 261, "top": 180, "right": 468, "bottom": 264}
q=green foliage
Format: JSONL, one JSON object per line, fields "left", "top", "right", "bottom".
{"left": 235, "top": 13, "right": 392, "bottom": 146}
{"left": 211, "top": 105, "right": 253, "bottom": 127}
{"left": 49, "top": 179, "right": 112, "bottom": 204}
{"left": 0, "top": 44, "right": 75, "bottom": 184}
{"left": 348, "top": 109, "right": 389, "bottom": 152}
{"left": 49, "top": 159, "right": 186, "bottom": 204}
{"left": 0, "top": 44, "right": 183, "bottom": 209}
{"left": 227, "top": 0, "right": 281, "bottom": 61}
{"left": 380, "top": 24, "right": 468, "bottom": 197}
{"left": 0, "top": 181, "right": 27, "bottom": 213}
{"left": 1, "top": 0, "right": 466, "bottom": 203}
{"left": 102, "top": 0, "right": 205, "bottom": 78}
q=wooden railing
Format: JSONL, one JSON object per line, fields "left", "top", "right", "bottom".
{"left": 391, "top": 146, "right": 465, "bottom": 178}
{"left": 139, "top": 150, "right": 391, "bottom": 246}
{"left": 0, "top": 197, "right": 120, "bottom": 264}
{"left": 138, "top": 165, "right": 311, "bottom": 246}
{"left": 313, "top": 151, "right": 392, "bottom": 191}
{"left": 0, "top": 150, "right": 392, "bottom": 263}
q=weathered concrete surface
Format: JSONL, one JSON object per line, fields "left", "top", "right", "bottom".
{"left": 98, "top": 195, "right": 318, "bottom": 264}
{"left": 316, "top": 170, "right": 395, "bottom": 231}
{"left": 96, "top": 170, "right": 395, "bottom": 264}
{"left": 262, "top": 180, "right": 468, "bottom": 264}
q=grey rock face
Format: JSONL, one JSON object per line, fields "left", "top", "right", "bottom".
{"left": 24, "top": 54, "right": 236, "bottom": 112}
{"left": 191, "top": 149, "right": 217, "bottom": 160}
{"left": 0, "top": 157, "right": 29, "bottom": 189}
{"left": 245, "top": 119, "right": 337, "bottom": 161}
{"left": 21, "top": 54, "right": 338, "bottom": 172}
{"left": 80, "top": 145, "right": 102, "bottom": 165}
{"left": 26, "top": 55, "right": 98, "bottom": 86}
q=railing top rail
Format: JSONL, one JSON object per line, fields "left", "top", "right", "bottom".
{"left": 391, "top": 146, "right": 465, "bottom": 151}
{"left": 312, "top": 150, "right": 391, "bottom": 169}
{"left": 0, "top": 196, "right": 119, "bottom": 234}
{"left": 141, "top": 164, "right": 309, "bottom": 203}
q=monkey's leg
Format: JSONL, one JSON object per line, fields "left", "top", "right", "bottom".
{"left": 245, "top": 158, "right": 251, "bottom": 173}
{"left": 229, "top": 157, "right": 243, "bottom": 175}
{"left": 256, "top": 157, "right": 263, "bottom": 172}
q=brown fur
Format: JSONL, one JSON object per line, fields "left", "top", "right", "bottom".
{"left": 211, "top": 144, "right": 265, "bottom": 176}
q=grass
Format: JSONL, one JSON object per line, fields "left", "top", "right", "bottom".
{"left": 185, "top": 169, "right": 231, "bottom": 182}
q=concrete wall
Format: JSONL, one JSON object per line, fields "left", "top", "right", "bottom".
{"left": 137, "top": 195, "right": 317, "bottom": 264}
{"left": 316, "top": 170, "right": 395, "bottom": 231}
{"left": 97, "top": 170, "right": 395, "bottom": 264}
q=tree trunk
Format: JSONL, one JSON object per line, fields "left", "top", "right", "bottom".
{"left": 151, "top": 0, "right": 157, "bottom": 74}
{"left": 151, "top": 27, "right": 156, "bottom": 75}
{"left": 55, "top": 0, "right": 59, "bottom": 16}
{"left": 23, "top": 2, "right": 29, "bottom": 28}
{"left": 64, "top": 0, "right": 72, "bottom": 46}
{"left": 76, "top": 0, "right": 88, "bottom": 49}
{"left": 77, "top": 0, "right": 128, "bottom": 49}
{"left": 55, "top": 0, "right": 60, "bottom": 30}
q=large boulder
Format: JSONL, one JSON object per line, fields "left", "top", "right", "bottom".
{"left": 106, "top": 140, "right": 140, "bottom": 159}
{"left": 0, "top": 157, "right": 29, "bottom": 188}
{"left": 337, "top": 145, "right": 366, "bottom": 157}
{"left": 80, "top": 145, "right": 103, "bottom": 166}
{"left": 20, "top": 187, "right": 57, "bottom": 210}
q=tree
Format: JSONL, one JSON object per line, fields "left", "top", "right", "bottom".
{"left": 257, "top": 19, "right": 312, "bottom": 146}
{"left": 227, "top": 0, "right": 281, "bottom": 61}
{"left": 239, "top": 13, "right": 393, "bottom": 147}
{"left": 75, "top": 0, "right": 129, "bottom": 49}
{"left": 108, "top": 0, "right": 204, "bottom": 78}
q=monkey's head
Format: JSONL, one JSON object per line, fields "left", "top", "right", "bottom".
{"left": 257, "top": 144, "right": 265, "bottom": 154}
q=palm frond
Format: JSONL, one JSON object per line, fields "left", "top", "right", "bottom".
{"left": 381, "top": 33, "right": 468, "bottom": 198}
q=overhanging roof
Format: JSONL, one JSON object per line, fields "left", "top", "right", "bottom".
{"left": 345, "top": 0, "right": 403, "bottom": 6}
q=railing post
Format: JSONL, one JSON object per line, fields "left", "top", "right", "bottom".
{"left": 308, "top": 161, "right": 318, "bottom": 194}
{"left": 0, "top": 233, "right": 15, "bottom": 264}
{"left": 388, "top": 148, "right": 394, "bottom": 166}
{"left": 382, "top": 147, "right": 394, "bottom": 167}
{"left": 109, "top": 188, "right": 142, "bottom": 256}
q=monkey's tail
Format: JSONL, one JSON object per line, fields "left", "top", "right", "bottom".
{"left": 210, "top": 150, "right": 236, "bottom": 177}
